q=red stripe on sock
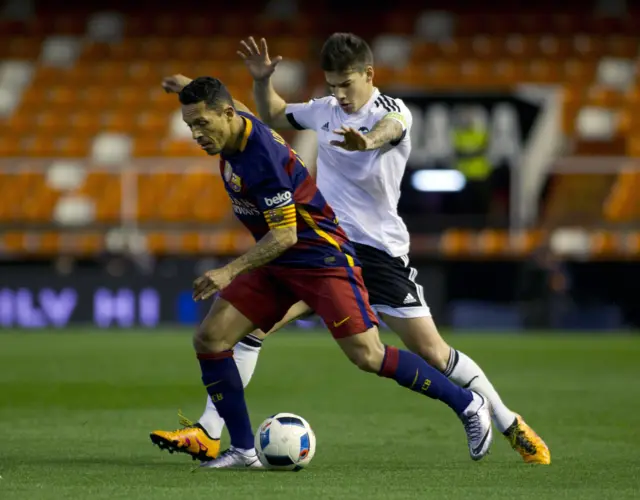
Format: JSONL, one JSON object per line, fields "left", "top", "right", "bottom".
{"left": 197, "top": 350, "right": 233, "bottom": 360}
{"left": 379, "top": 345, "right": 399, "bottom": 377}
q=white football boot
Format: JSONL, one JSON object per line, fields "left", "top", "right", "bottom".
{"left": 459, "top": 391, "right": 493, "bottom": 461}
{"left": 198, "top": 447, "right": 263, "bottom": 470}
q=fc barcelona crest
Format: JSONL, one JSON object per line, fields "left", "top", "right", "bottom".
{"left": 223, "top": 161, "right": 242, "bottom": 192}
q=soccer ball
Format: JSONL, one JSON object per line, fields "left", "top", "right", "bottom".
{"left": 255, "top": 413, "right": 316, "bottom": 471}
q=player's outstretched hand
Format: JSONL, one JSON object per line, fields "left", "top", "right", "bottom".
{"left": 330, "top": 125, "right": 372, "bottom": 151}
{"left": 237, "top": 37, "right": 282, "bottom": 81}
{"left": 192, "top": 268, "right": 233, "bottom": 301}
{"left": 162, "top": 74, "right": 192, "bottom": 94}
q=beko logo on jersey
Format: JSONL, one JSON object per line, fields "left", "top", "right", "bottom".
{"left": 264, "top": 191, "right": 292, "bottom": 207}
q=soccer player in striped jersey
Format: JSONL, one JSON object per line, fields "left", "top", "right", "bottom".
{"left": 151, "top": 76, "right": 492, "bottom": 468}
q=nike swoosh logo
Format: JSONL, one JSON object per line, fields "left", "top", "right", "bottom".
{"left": 473, "top": 428, "right": 492, "bottom": 455}
{"left": 462, "top": 376, "right": 479, "bottom": 389}
{"left": 333, "top": 316, "right": 351, "bottom": 327}
{"left": 205, "top": 380, "right": 221, "bottom": 388}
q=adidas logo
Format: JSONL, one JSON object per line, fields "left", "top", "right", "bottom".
{"left": 321, "top": 122, "right": 330, "bottom": 131}
{"left": 403, "top": 293, "right": 417, "bottom": 305}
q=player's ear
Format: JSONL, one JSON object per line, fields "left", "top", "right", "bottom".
{"left": 223, "top": 104, "right": 235, "bottom": 120}
{"left": 365, "top": 65, "right": 374, "bottom": 83}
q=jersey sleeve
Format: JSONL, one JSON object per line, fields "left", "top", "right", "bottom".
{"left": 374, "top": 97, "right": 413, "bottom": 146}
{"left": 244, "top": 144, "right": 297, "bottom": 230}
{"left": 285, "top": 96, "right": 332, "bottom": 131}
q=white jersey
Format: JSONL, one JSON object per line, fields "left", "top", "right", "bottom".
{"left": 285, "top": 88, "right": 412, "bottom": 257}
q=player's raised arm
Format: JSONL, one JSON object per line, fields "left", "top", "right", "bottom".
{"left": 162, "top": 74, "right": 255, "bottom": 116}
{"left": 238, "top": 37, "right": 292, "bottom": 128}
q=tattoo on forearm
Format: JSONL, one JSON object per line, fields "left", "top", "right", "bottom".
{"left": 366, "top": 117, "right": 404, "bottom": 149}
{"left": 227, "top": 229, "right": 294, "bottom": 277}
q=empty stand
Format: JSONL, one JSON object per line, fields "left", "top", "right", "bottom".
{"left": 1, "top": 4, "right": 639, "bottom": 256}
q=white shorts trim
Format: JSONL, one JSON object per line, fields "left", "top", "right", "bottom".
{"left": 372, "top": 304, "right": 432, "bottom": 319}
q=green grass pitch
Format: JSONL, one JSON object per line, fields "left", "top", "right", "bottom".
{"left": 1, "top": 329, "right": 639, "bottom": 499}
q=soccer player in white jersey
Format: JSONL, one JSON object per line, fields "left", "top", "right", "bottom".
{"left": 152, "top": 33, "right": 550, "bottom": 465}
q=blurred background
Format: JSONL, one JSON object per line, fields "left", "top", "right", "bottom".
{"left": 0, "top": 0, "right": 638, "bottom": 331}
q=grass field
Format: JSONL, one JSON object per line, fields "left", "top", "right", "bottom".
{"left": 1, "top": 329, "right": 639, "bottom": 500}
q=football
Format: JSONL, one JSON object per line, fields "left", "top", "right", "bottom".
{"left": 255, "top": 413, "right": 316, "bottom": 471}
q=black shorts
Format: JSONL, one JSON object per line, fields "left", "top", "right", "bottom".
{"left": 354, "top": 242, "right": 431, "bottom": 318}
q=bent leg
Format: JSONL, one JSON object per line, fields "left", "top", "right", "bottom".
{"left": 383, "top": 313, "right": 517, "bottom": 432}
{"left": 199, "top": 300, "right": 312, "bottom": 438}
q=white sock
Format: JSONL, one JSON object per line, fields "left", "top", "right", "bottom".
{"left": 198, "top": 335, "right": 262, "bottom": 438}
{"left": 444, "top": 348, "right": 517, "bottom": 433}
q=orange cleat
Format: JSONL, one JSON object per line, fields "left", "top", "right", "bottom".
{"left": 504, "top": 414, "right": 551, "bottom": 464}
{"left": 150, "top": 412, "right": 220, "bottom": 462}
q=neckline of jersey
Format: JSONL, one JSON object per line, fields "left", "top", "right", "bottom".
{"left": 338, "top": 87, "right": 381, "bottom": 120}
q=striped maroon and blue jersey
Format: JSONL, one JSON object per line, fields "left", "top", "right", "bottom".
{"left": 219, "top": 112, "right": 358, "bottom": 268}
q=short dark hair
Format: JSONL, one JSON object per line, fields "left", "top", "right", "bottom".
{"left": 320, "top": 33, "right": 373, "bottom": 72}
{"left": 178, "top": 76, "right": 233, "bottom": 110}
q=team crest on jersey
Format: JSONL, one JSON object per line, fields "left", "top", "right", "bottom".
{"left": 223, "top": 161, "right": 242, "bottom": 192}
{"left": 264, "top": 208, "right": 285, "bottom": 223}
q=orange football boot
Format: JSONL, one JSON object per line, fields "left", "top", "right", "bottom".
{"left": 504, "top": 414, "right": 551, "bottom": 464}
{"left": 150, "top": 412, "right": 220, "bottom": 462}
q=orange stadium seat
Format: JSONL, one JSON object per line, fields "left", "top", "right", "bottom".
{"left": 2, "top": 36, "right": 43, "bottom": 59}
{"left": 68, "top": 111, "right": 102, "bottom": 137}
{"left": 0, "top": 136, "right": 21, "bottom": 156}
{"left": 108, "top": 40, "right": 137, "bottom": 61}
{"left": 169, "top": 37, "right": 209, "bottom": 60}
{"left": 46, "top": 85, "right": 76, "bottom": 110}
{"left": 128, "top": 61, "right": 161, "bottom": 85}
{"left": 493, "top": 60, "right": 528, "bottom": 85}
{"left": 102, "top": 111, "right": 136, "bottom": 134}
{"left": 81, "top": 86, "right": 113, "bottom": 110}
{"left": 163, "top": 140, "right": 204, "bottom": 157}
{"left": 79, "top": 41, "right": 111, "bottom": 62}
{"left": 8, "top": 114, "right": 30, "bottom": 136}
{"left": 440, "top": 229, "right": 475, "bottom": 256}
{"left": 112, "top": 85, "right": 149, "bottom": 112}
{"left": 36, "top": 111, "right": 68, "bottom": 133}
{"left": 269, "top": 37, "right": 312, "bottom": 61}
{"left": 410, "top": 41, "right": 440, "bottom": 63}
{"left": 136, "top": 111, "right": 168, "bottom": 136}
{"left": 91, "top": 61, "right": 131, "bottom": 85}
{"left": 56, "top": 137, "right": 91, "bottom": 157}
{"left": 133, "top": 135, "right": 163, "bottom": 157}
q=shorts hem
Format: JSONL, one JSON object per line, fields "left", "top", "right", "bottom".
{"left": 217, "top": 294, "right": 275, "bottom": 334}
{"left": 372, "top": 304, "right": 431, "bottom": 319}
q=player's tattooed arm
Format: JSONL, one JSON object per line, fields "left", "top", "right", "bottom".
{"left": 227, "top": 226, "right": 298, "bottom": 277}
{"left": 331, "top": 115, "right": 404, "bottom": 151}
{"left": 365, "top": 114, "right": 406, "bottom": 149}
{"left": 192, "top": 226, "right": 297, "bottom": 301}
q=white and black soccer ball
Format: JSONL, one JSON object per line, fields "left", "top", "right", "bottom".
{"left": 255, "top": 413, "right": 316, "bottom": 471}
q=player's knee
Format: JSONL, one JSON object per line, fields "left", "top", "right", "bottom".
{"left": 342, "top": 334, "right": 385, "bottom": 373}
{"left": 193, "top": 325, "right": 232, "bottom": 354}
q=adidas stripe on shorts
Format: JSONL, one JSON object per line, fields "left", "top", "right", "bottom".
{"left": 353, "top": 242, "right": 431, "bottom": 319}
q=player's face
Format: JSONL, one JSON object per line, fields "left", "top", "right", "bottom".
{"left": 182, "top": 101, "right": 234, "bottom": 155}
{"left": 325, "top": 67, "right": 374, "bottom": 114}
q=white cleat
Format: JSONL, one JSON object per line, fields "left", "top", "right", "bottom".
{"left": 198, "top": 447, "right": 263, "bottom": 470}
{"left": 459, "top": 391, "right": 493, "bottom": 461}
